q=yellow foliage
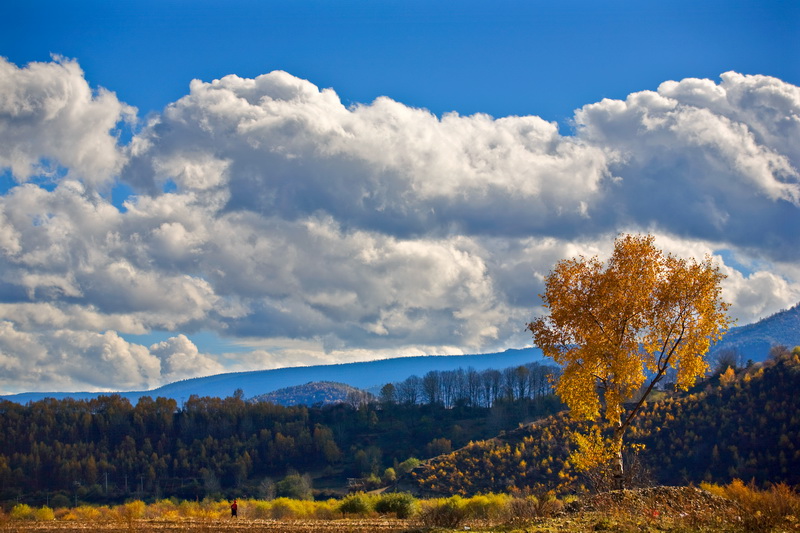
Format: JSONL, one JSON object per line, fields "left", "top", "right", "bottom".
{"left": 569, "top": 426, "right": 618, "bottom": 472}
{"left": 33, "top": 506, "right": 55, "bottom": 521}
{"left": 9, "top": 504, "right": 34, "bottom": 520}
{"left": 719, "top": 366, "right": 736, "bottom": 387}
{"left": 529, "top": 233, "right": 730, "bottom": 469}
{"left": 117, "top": 500, "right": 145, "bottom": 521}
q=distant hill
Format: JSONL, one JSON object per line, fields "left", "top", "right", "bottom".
{"left": 2, "top": 347, "right": 544, "bottom": 404}
{"left": 5, "top": 303, "right": 798, "bottom": 404}
{"left": 708, "top": 302, "right": 800, "bottom": 362}
{"left": 250, "top": 381, "right": 372, "bottom": 407}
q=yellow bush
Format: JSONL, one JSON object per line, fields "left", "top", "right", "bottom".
{"left": 313, "top": 498, "right": 340, "bottom": 519}
{"left": 244, "top": 500, "right": 272, "bottom": 519}
{"left": 145, "top": 498, "right": 179, "bottom": 519}
{"left": 177, "top": 499, "right": 203, "bottom": 518}
{"left": 10, "top": 504, "right": 35, "bottom": 520}
{"left": 703, "top": 479, "right": 800, "bottom": 532}
{"left": 34, "top": 506, "right": 55, "bottom": 521}
{"left": 117, "top": 500, "right": 146, "bottom": 521}
{"left": 462, "top": 493, "right": 511, "bottom": 520}
{"left": 269, "top": 497, "right": 308, "bottom": 519}
{"left": 71, "top": 505, "right": 110, "bottom": 521}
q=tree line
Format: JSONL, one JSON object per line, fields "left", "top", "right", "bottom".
{"left": 0, "top": 361, "right": 560, "bottom": 507}
{"left": 382, "top": 362, "right": 558, "bottom": 408}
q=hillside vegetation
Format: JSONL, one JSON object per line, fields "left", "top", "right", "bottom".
{"left": 249, "top": 381, "right": 373, "bottom": 407}
{"left": 409, "top": 347, "right": 800, "bottom": 496}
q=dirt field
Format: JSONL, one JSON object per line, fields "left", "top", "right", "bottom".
{"left": 0, "top": 518, "right": 413, "bottom": 533}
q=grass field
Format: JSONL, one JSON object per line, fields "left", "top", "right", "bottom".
{"left": 2, "top": 482, "right": 799, "bottom": 533}
{"left": 0, "top": 518, "right": 408, "bottom": 532}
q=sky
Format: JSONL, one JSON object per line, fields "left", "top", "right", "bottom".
{"left": 0, "top": 0, "right": 798, "bottom": 394}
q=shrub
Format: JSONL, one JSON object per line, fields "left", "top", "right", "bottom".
{"left": 10, "top": 504, "right": 34, "bottom": 520}
{"left": 703, "top": 479, "right": 800, "bottom": 533}
{"left": 70, "top": 505, "right": 109, "bottom": 521}
{"left": 247, "top": 500, "right": 272, "bottom": 519}
{"left": 50, "top": 493, "right": 71, "bottom": 509}
{"left": 145, "top": 499, "right": 179, "bottom": 519}
{"left": 339, "top": 493, "right": 373, "bottom": 516}
{"left": 374, "top": 492, "right": 417, "bottom": 519}
{"left": 463, "top": 493, "right": 511, "bottom": 520}
{"left": 382, "top": 467, "right": 397, "bottom": 483}
{"left": 268, "top": 497, "right": 317, "bottom": 519}
{"left": 177, "top": 500, "right": 203, "bottom": 518}
{"left": 34, "top": 506, "right": 55, "bottom": 521}
{"left": 53, "top": 508, "right": 72, "bottom": 520}
{"left": 417, "top": 496, "right": 467, "bottom": 528}
{"left": 397, "top": 457, "right": 421, "bottom": 475}
{"left": 506, "top": 497, "right": 539, "bottom": 525}
{"left": 312, "top": 499, "right": 339, "bottom": 520}
{"left": 506, "top": 495, "right": 563, "bottom": 524}
{"left": 275, "top": 473, "right": 313, "bottom": 500}
{"left": 117, "top": 500, "right": 146, "bottom": 522}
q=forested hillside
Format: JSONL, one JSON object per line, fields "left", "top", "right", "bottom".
{"left": 0, "top": 362, "right": 560, "bottom": 507}
{"left": 410, "top": 348, "right": 800, "bottom": 496}
{"left": 249, "top": 381, "right": 373, "bottom": 407}
{"left": 708, "top": 303, "right": 800, "bottom": 362}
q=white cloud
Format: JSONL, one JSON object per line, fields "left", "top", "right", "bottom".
{"left": 149, "top": 334, "right": 225, "bottom": 383}
{"left": 126, "top": 71, "right": 611, "bottom": 238}
{"left": 0, "top": 62, "right": 798, "bottom": 393}
{"left": 0, "top": 56, "right": 135, "bottom": 187}
{"left": 0, "top": 323, "right": 161, "bottom": 393}
{"left": 573, "top": 72, "right": 800, "bottom": 256}
{"left": 0, "top": 320, "right": 231, "bottom": 394}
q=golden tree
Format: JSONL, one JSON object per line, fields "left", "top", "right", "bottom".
{"left": 528, "top": 234, "right": 730, "bottom": 487}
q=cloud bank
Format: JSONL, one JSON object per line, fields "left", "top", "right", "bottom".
{"left": 1, "top": 58, "right": 798, "bottom": 393}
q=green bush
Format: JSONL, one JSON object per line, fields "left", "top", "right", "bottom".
{"left": 397, "top": 457, "right": 421, "bottom": 475}
{"left": 338, "top": 493, "right": 372, "bottom": 516}
{"left": 274, "top": 473, "right": 313, "bottom": 501}
{"left": 374, "top": 492, "right": 417, "bottom": 519}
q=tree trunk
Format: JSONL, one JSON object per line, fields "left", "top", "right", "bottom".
{"left": 611, "top": 426, "right": 625, "bottom": 490}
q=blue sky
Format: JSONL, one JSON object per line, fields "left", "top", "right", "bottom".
{"left": 0, "top": 1, "right": 798, "bottom": 394}
{"left": 4, "top": 1, "right": 797, "bottom": 122}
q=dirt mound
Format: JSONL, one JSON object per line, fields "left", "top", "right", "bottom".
{"left": 566, "top": 485, "right": 740, "bottom": 517}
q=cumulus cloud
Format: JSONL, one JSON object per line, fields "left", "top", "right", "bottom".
{"left": 0, "top": 56, "right": 135, "bottom": 187}
{"left": 124, "top": 71, "right": 610, "bottom": 238}
{"left": 574, "top": 72, "right": 800, "bottom": 256}
{"left": 0, "top": 322, "right": 160, "bottom": 393}
{"left": 149, "top": 334, "right": 225, "bottom": 383}
{"left": 0, "top": 61, "right": 798, "bottom": 393}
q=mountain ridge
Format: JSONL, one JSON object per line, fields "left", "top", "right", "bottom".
{"left": 5, "top": 302, "right": 799, "bottom": 404}
{"left": 708, "top": 302, "right": 800, "bottom": 361}
{"left": 3, "top": 347, "right": 544, "bottom": 404}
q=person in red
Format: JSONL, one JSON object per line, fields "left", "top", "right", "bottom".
{"left": 230, "top": 499, "right": 238, "bottom": 518}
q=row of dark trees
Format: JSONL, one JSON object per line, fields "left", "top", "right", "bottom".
{"left": 382, "top": 362, "right": 559, "bottom": 408}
